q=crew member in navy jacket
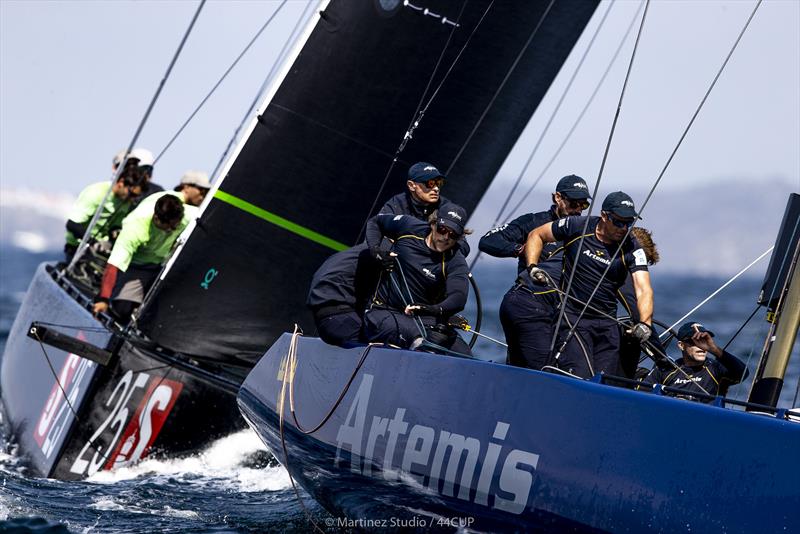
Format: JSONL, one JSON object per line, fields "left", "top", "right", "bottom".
{"left": 366, "top": 161, "right": 469, "bottom": 257}
{"left": 525, "top": 191, "right": 655, "bottom": 378}
{"left": 307, "top": 244, "right": 378, "bottom": 346}
{"left": 479, "top": 175, "right": 591, "bottom": 369}
{"left": 639, "top": 322, "right": 749, "bottom": 400}
{"left": 363, "top": 204, "right": 471, "bottom": 353}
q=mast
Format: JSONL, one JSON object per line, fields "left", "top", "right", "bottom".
{"left": 748, "top": 193, "right": 800, "bottom": 408}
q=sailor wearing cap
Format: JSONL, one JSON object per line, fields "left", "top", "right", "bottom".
{"left": 64, "top": 161, "right": 149, "bottom": 262}
{"left": 479, "top": 174, "right": 591, "bottom": 369}
{"left": 363, "top": 203, "right": 471, "bottom": 353}
{"left": 524, "top": 191, "right": 655, "bottom": 378}
{"left": 174, "top": 170, "right": 212, "bottom": 206}
{"left": 366, "top": 162, "right": 469, "bottom": 256}
{"left": 639, "top": 322, "right": 749, "bottom": 400}
{"left": 122, "top": 148, "right": 164, "bottom": 201}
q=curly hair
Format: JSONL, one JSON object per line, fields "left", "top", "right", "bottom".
{"left": 631, "top": 227, "right": 659, "bottom": 265}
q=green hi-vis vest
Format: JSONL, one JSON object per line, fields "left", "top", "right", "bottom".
{"left": 65, "top": 181, "right": 136, "bottom": 246}
{"left": 107, "top": 191, "right": 197, "bottom": 272}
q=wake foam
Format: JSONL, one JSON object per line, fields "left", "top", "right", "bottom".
{"left": 87, "top": 428, "right": 290, "bottom": 493}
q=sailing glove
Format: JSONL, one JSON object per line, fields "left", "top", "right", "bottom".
{"left": 527, "top": 264, "right": 549, "bottom": 285}
{"left": 629, "top": 321, "right": 652, "bottom": 343}
{"left": 370, "top": 246, "right": 395, "bottom": 272}
{"left": 407, "top": 303, "right": 443, "bottom": 317}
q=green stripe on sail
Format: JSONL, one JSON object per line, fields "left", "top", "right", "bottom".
{"left": 214, "top": 190, "right": 348, "bottom": 252}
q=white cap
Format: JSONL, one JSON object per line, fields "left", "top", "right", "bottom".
{"left": 180, "top": 170, "right": 211, "bottom": 189}
{"left": 112, "top": 149, "right": 128, "bottom": 168}
{"left": 129, "top": 148, "right": 155, "bottom": 167}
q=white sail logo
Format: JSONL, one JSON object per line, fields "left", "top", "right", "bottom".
{"left": 335, "top": 374, "right": 540, "bottom": 515}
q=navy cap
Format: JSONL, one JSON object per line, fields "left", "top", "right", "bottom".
{"left": 677, "top": 322, "right": 715, "bottom": 341}
{"left": 408, "top": 162, "right": 445, "bottom": 183}
{"left": 556, "top": 175, "right": 592, "bottom": 200}
{"left": 437, "top": 203, "right": 467, "bottom": 235}
{"left": 602, "top": 191, "right": 639, "bottom": 219}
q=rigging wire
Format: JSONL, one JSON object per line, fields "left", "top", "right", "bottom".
{"left": 154, "top": 0, "right": 290, "bottom": 164}
{"left": 468, "top": 1, "right": 641, "bottom": 274}
{"left": 444, "top": 0, "right": 556, "bottom": 176}
{"left": 354, "top": 0, "right": 486, "bottom": 245}
{"left": 486, "top": 0, "right": 614, "bottom": 230}
{"left": 552, "top": 0, "right": 763, "bottom": 357}
{"left": 549, "top": 0, "right": 651, "bottom": 353}
{"left": 660, "top": 246, "right": 773, "bottom": 336}
{"left": 502, "top": 1, "right": 645, "bottom": 223}
{"left": 66, "top": 0, "right": 206, "bottom": 275}
{"left": 210, "top": 0, "right": 314, "bottom": 181}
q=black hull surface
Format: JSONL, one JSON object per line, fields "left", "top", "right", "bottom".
{"left": 0, "top": 264, "right": 245, "bottom": 479}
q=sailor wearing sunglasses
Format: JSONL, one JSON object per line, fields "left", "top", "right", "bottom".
{"left": 363, "top": 204, "right": 472, "bottom": 354}
{"left": 525, "top": 191, "right": 655, "bottom": 379}
{"left": 479, "top": 174, "right": 591, "bottom": 370}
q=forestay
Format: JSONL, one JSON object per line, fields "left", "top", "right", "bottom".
{"left": 137, "top": 0, "right": 600, "bottom": 363}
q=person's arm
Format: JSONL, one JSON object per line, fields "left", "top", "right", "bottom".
{"left": 631, "top": 270, "right": 653, "bottom": 325}
{"left": 66, "top": 219, "right": 89, "bottom": 240}
{"left": 364, "top": 199, "right": 398, "bottom": 246}
{"left": 405, "top": 259, "right": 469, "bottom": 317}
{"left": 479, "top": 215, "right": 531, "bottom": 258}
{"left": 691, "top": 330, "right": 749, "bottom": 384}
{"left": 92, "top": 264, "right": 119, "bottom": 315}
{"left": 524, "top": 221, "right": 556, "bottom": 270}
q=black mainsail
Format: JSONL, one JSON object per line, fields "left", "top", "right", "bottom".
{"left": 137, "top": 0, "right": 600, "bottom": 362}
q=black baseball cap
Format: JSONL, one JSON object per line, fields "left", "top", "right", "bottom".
{"left": 408, "top": 162, "right": 445, "bottom": 183}
{"left": 602, "top": 191, "right": 640, "bottom": 219}
{"left": 556, "top": 175, "right": 592, "bottom": 200}
{"left": 437, "top": 203, "right": 467, "bottom": 235}
{"left": 677, "top": 322, "right": 715, "bottom": 341}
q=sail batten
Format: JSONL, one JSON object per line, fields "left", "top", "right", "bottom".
{"left": 137, "top": 0, "right": 601, "bottom": 362}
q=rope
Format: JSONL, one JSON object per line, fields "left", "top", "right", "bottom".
{"left": 353, "top": 0, "right": 486, "bottom": 244}
{"left": 154, "top": 0, "right": 290, "bottom": 164}
{"left": 550, "top": 0, "right": 651, "bottom": 352}
{"left": 66, "top": 0, "right": 206, "bottom": 275}
{"left": 488, "top": 0, "right": 614, "bottom": 228}
{"left": 553, "top": 0, "right": 762, "bottom": 357}
{"left": 210, "top": 0, "right": 314, "bottom": 181}
{"left": 502, "top": 1, "right": 645, "bottom": 222}
{"left": 660, "top": 246, "right": 773, "bottom": 336}
{"left": 278, "top": 326, "right": 377, "bottom": 532}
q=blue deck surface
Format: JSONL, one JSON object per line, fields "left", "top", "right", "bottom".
{"left": 239, "top": 334, "right": 800, "bottom": 533}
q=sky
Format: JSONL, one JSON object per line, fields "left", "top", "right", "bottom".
{"left": 0, "top": 0, "right": 798, "bottom": 216}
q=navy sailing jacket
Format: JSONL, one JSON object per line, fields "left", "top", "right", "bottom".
{"left": 366, "top": 214, "right": 469, "bottom": 315}
{"left": 641, "top": 351, "right": 749, "bottom": 400}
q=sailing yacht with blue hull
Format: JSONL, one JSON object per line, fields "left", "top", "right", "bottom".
{"left": 239, "top": 335, "right": 800, "bottom": 533}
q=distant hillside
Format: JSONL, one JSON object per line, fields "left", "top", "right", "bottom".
{"left": 0, "top": 188, "right": 74, "bottom": 252}
{"left": 0, "top": 178, "right": 797, "bottom": 275}
{"left": 469, "top": 176, "right": 799, "bottom": 277}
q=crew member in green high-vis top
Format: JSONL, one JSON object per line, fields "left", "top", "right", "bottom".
{"left": 93, "top": 194, "right": 197, "bottom": 322}
{"left": 64, "top": 170, "right": 147, "bottom": 262}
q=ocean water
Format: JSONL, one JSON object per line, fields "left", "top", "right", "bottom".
{"left": 1, "top": 247, "right": 798, "bottom": 532}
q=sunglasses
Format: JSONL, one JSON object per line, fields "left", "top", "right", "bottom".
{"left": 435, "top": 224, "right": 460, "bottom": 240}
{"left": 605, "top": 212, "right": 634, "bottom": 229}
{"left": 419, "top": 178, "right": 444, "bottom": 190}
{"left": 566, "top": 198, "right": 590, "bottom": 210}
